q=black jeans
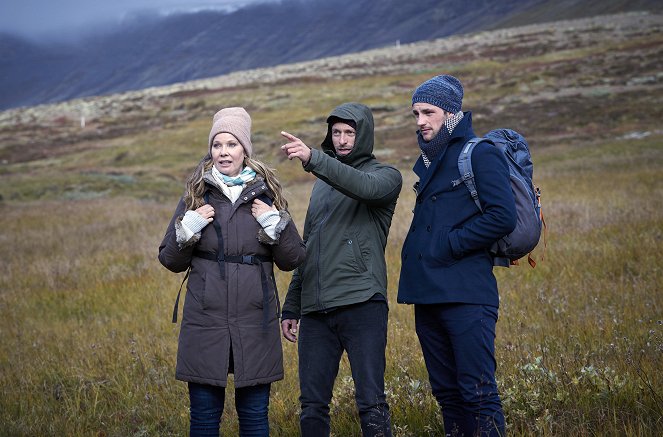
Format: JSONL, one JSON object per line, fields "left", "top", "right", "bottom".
{"left": 298, "top": 300, "right": 392, "bottom": 437}
{"left": 415, "top": 304, "right": 505, "bottom": 437}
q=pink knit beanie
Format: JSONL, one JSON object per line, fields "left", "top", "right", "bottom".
{"left": 208, "top": 107, "right": 253, "bottom": 157}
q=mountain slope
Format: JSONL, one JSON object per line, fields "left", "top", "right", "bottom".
{"left": 493, "top": 0, "right": 662, "bottom": 28}
{"left": 0, "top": 0, "right": 660, "bottom": 111}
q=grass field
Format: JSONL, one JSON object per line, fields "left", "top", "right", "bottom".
{"left": 1, "top": 12, "right": 662, "bottom": 437}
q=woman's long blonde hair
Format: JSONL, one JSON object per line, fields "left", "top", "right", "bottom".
{"left": 183, "top": 154, "right": 288, "bottom": 211}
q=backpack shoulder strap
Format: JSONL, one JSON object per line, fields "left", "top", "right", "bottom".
{"left": 172, "top": 267, "right": 190, "bottom": 323}
{"left": 452, "top": 137, "right": 485, "bottom": 212}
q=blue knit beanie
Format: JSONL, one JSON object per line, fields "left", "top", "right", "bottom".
{"left": 412, "top": 74, "right": 463, "bottom": 113}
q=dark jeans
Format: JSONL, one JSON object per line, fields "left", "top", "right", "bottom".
{"left": 298, "top": 300, "right": 392, "bottom": 437}
{"left": 188, "top": 381, "right": 271, "bottom": 437}
{"left": 415, "top": 304, "right": 505, "bottom": 437}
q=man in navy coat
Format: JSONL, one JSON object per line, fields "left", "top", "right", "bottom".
{"left": 398, "top": 74, "right": 517, "bottom": 436}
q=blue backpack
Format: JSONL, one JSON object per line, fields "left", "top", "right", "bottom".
{"left": 452, "top": 129, "right": 544, "bottom": 267}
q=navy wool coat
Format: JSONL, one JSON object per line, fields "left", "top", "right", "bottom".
{"left": 397, "top": 112, "right": 516, "bottom": 308}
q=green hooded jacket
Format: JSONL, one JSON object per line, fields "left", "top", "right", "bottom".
{"left": 282, "top": 102, "right": 403, "bottom": 318}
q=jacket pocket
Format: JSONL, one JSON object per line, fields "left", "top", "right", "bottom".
{"left": 186, "top": 269, "right": 207, "bottom": 309}
{"left": 430, "top": 226, "right": 458, "bottom": 267}
{"left": 342, "top": 232, "right": 368, "bottom": 274}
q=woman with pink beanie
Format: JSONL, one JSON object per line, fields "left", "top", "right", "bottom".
{"left": 159, "top": 107, "right": 306, "bottom": 436}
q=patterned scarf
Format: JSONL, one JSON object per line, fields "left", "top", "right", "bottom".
{"left": 419, "top": 111, "right": 464, "bottom": 168}
{"left": 212, "top": 166, "right": 256, "bottom": 187}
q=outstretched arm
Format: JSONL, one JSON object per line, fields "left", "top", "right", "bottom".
{"left": 280, "top": 130, "right": 402, "bottom": 207}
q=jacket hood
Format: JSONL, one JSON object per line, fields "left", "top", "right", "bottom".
{"left": 321, "top": 102, "right": 374, "bottom": 166}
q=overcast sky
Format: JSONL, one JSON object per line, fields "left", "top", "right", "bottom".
{"left": 0, "top": 0, "right": 276, "bottom": 39}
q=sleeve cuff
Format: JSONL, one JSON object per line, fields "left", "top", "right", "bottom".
{"left": 280, "top": 311, "right": 299, "bottom": 321}
{"left": 257, "top": 210, "right": 280, "bottom": 239}
{"left": 175, "top": 216, "right": 201, "bottom": 248}
{"left": 182, "top": 210, "right": 209, "bottom": 234}
{"left": 258, "top": 210, "right": 293, "bottom": 245}
{"left": 303, "top": 148, "right": 321, "bottom": 172}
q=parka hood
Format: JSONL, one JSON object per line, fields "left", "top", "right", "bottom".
{"left": 321, "top": 102, "right": 374, "bottom": 166}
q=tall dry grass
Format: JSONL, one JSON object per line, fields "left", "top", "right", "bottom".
{"left": 1, "top": 13, "right": 662, "bottom": 435}
{"left": 1, "top": 132, "right": 661, "bottom": 436}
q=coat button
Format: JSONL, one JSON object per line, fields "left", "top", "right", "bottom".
{"left": 426, "top": 225, "right": 431, "bottom": 232}
{"left": 243, "top": 196, "right": 248, "bottom": 201}
{"left": 431, "top": 196, "right": 437, "bottom": 201}
{"left": 251, "top": 191, "right": 255, "bottom": 195}
{"left": 418, "top": 253, "right": 422, "bottom": 260}
{"left": 348, "top": 239, "right": 353, "bottom": 244}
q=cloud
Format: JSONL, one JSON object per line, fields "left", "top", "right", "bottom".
{"left": 0, "top": 0, "right": 270, "bottom": 39}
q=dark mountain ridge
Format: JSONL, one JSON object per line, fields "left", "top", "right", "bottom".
{"left": 1, "top": 0, "right": 660, "bottom": 111}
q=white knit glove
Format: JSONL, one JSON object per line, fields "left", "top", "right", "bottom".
{"left": 176, "top": 210, "right": 210, "bottom": 244}
{"left": 256, "top": 210, "right": 280, "bottom": 240}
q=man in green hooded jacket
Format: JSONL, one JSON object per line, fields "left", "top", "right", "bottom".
{"left": 280, "top": 102, "right": 402, "bottom": 436}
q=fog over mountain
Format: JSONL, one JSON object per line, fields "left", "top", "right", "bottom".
{"left": 0, "top": 0, "right": 274, "bottom": 40}
{"left": 1, "top": 0, "right": 660, "bottom": 110}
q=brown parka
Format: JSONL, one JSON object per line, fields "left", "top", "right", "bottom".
{"left": 158, "top": 174, "right": 306, "bottom": 388}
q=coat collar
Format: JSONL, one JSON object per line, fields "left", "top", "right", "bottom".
{"left": 204, "top": 172, "right": 269, "bottom": 203}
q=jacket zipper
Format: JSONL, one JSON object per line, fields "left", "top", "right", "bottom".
{"left": 315, "top": 186, "right": 335, "bottom": 311}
